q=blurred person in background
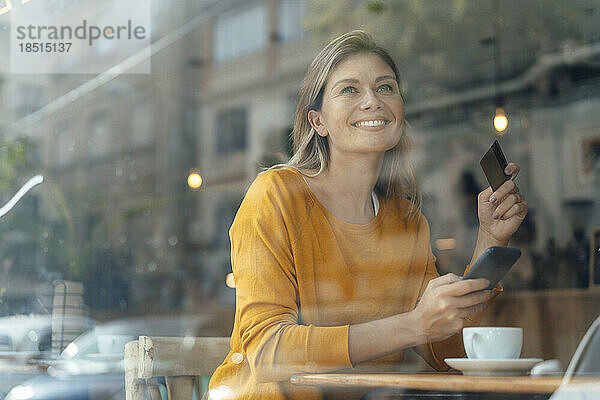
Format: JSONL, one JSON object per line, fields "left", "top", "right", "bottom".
{"left": 208, "top": 31, "right": 528, "bottom": 400}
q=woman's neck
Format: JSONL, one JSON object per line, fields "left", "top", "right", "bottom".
{"left": 300, "top": 154, "right": 382, "bottom": 224}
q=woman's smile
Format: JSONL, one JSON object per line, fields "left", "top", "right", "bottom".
{"left": 351, "top": 119, "right": 391, "bottom": 130}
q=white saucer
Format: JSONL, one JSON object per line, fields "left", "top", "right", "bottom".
{"left": 445, "top": 358, "right": 543, "bottom": 376}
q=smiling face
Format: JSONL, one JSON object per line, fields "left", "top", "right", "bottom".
{"left": 308, "top": 52, "right": 405, "bottom": 156}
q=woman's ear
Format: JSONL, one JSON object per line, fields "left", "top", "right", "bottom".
{"left": 308, "top": 110, "right": 328, "bottom": 137}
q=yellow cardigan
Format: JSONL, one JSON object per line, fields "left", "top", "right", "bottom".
{"left": 209, "top": 168, "right": 486, "bottom": 400}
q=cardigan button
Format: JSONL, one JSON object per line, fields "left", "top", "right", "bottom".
{"left": 232, "top": 352, "right": 244, "bottom": 364}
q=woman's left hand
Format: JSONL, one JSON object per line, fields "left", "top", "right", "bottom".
{"left": 477, "top": 162, "right": 529, "bottom": 244}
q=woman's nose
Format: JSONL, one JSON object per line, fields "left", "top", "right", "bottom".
{"left": 359, "top": 90, "right": 383, "bottom": 110}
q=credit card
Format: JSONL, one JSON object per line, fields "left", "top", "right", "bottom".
{"left": 480, "top": 140, "right": 511, "bottom": 192}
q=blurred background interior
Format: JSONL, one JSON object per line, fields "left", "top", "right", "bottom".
{"left": 0, "top": 0, "right": 600, "bottom": 398}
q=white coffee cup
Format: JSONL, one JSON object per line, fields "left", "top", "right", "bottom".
{"left": 463, "top": 327, "right": 523, "bottom": 359}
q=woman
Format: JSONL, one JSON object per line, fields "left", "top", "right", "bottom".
{"left": 208, "top": 30, "right": 528, "bottom": 400}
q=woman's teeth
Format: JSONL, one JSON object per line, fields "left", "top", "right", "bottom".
{"left": 353, "top": 120, "right": 389, "bottom": 128}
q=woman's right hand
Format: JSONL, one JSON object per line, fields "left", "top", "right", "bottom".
{"left": 411, "top": 274, "right": 493, "bottom": 343}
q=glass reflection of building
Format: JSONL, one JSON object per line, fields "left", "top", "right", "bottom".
{"left": 0, "top": 0, "right": 599, "bottom": 317}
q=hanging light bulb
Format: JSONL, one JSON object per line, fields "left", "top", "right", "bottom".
{"left": 187, "top": 172, "right": 202, "bottom": 189}
{"left": 493, "top": 107, "right": 508, "bottom": 134}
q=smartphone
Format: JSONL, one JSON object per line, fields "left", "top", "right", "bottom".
{"left": 480, "top": 140, "right": 511, "bottom": 192}
{"left": 461, "top": 246, "right": 521, "bottom": 289}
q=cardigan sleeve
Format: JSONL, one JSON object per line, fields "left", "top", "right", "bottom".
{"left": 231, "top": 173, "right": 353, "bottom": 383}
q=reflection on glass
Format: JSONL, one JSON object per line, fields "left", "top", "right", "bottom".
{"left": 0, "top": 0, "right": 599, "bottom": 398}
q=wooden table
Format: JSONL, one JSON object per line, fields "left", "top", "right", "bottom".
{"left": 290, "top": 373, "right": 578, "bottom": 394}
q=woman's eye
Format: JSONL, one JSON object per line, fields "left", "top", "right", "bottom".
{"left": 377, "top": 84, "right": 393, "bottom": 92}
{"left": 340, "top": 86, "right": 357, "bottom": 94}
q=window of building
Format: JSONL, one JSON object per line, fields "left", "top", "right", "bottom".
{"left": 16, "top": 83, "right": 45, "bottom": 116}
{"left": 85, "top": 212, "right": 102, "bottom": 243}
{"left": 55, "top": 121, "right": 77, "bottom": 165}
{"left": 213, "top": 2, "right": 267, "bottom": 63}
{"left": 216, "top": 107, "right": 248, "bottom": 155}
{"left": 278, "top": 0, "right": 307, "bottom": 42}
{"left": 131, "top": 102, "right": 152, "bottom": 147}
{"left": 87, "top": 112, "right": 111, "bottom": 158}
{"left": 214, "top": 197, "right": 242, "bottom": 251}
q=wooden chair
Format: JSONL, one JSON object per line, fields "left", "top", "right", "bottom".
{"left": 125, "top": 336, "right": 230, "bottom": 400}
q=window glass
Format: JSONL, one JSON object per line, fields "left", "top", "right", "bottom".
{"left": 87, "top": 113, "right": 111, "bottom": 157}
{"left": 16, "top": 83, "right": 45, "bottom": 116}
{"left": 55, "top": 121, "right": 77, "bottom": 165}
{"left": 214, "top": 2, "right": 267, "bottom": 62}
{"left": 278, "top": 0, "right": 307, "bottom": 42}
{"left": 0, "top": 2, "right": 599, "bottom": 398}
{"left": 216, "top": 107, "right": 248, "bottom": 155}
{"left": 131, "top": 102, "right": 152, "bottom": 147}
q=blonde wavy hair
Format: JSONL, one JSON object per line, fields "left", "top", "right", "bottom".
{"left": 268, "top": 30, "right": 422, "bottom": 221}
